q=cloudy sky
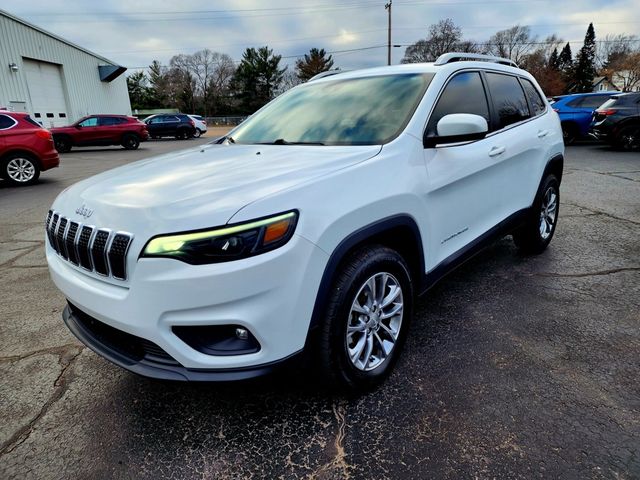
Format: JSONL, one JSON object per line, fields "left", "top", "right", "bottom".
{"left": 1, "top": 0, "right": 638, "bottom": 71}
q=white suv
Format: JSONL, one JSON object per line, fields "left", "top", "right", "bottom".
{"left": 46, "top": 53, "right": 563, "bottom": 389}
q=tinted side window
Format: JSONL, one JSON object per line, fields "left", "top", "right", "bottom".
{"left": 566, "top": 97, "right": 584, "bottom": 108}
{"left": 580, "top": 96, "right": 610, "bottom": 109}
{"left": 521, "top": 79, "right": 546, "bottom": 116}
{"left": 427, "top": 71, "right": 489, "bottom": 136}
{"left": 486, "top": 72, "right": 530, "bottom": 130}
{"left": 99, "top": 117, "right": 116, "bottom": 126}
{"left": 0, "top": 114, "right": 16, "bottom": 129}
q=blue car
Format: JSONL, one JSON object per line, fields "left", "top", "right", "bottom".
{"left": 551, "top": 92, "right": 617, "bottom": 144}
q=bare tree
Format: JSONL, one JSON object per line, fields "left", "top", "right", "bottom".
{"left": 401, "top": 19, "right": 477, "bottom": 63}
{"left": 277, "top": 69, "right": 303, "bottom": 95}
{"left": 597, "top": 34, "right": 639, "bottom": 70}
{"left": 486, "top": 25, "right": 537, "bottom": 64}
{"left": 606, "top": 52, "right": 640, "bottom": 91}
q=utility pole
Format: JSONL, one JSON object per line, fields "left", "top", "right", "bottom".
{"left": 385, "top": 1, "right": 392, "bottom": 65}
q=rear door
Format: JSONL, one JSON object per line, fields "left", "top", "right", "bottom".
{"left": 484, "top": 72, "right": 545, "bottom": 214}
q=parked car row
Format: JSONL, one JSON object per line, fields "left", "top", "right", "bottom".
{"left": 1, "top": 109, "right": 210, "bottom": 186}
{"left": 552, "top": 91, "right": 640, "bottom": 149}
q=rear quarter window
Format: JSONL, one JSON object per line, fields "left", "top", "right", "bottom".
{"left": 520, "top": 79, "right": 546, "bottom": 116}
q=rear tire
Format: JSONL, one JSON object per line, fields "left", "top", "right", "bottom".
{"left": 54, "top": 136, "right": 72, "bottom": 153}
{"left": 513, "top": 174, "right": 559, "bottom": 254}
{"left": 318, "top": 245, "right": 413, "bottom": 391}
{"left": 121, "top": 134, "right": 140, "bottom": 150}
{"left": 2, "top": 153, "right": 41, "bottom": 186}
{"left": 613, "top": 125, "right": 640, "bottom": 151}
{"left": 193, "top": 129, "right": 202, "bottom": 138}
{"left": 561, "top": 123, "right": 577, "bottom": 145}
{"left": 175, "top": 129, "right": 190, "bottom": 140}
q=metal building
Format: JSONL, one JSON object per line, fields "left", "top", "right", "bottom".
{"left": 0, "top": 9, "right": 131, "bottom": 127}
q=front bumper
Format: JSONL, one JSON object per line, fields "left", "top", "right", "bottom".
{"left": 48, "top": 234, "right": 329, "bottom": 377}
{"left": 63, "top": 303, "right": 302, "bottom": 381}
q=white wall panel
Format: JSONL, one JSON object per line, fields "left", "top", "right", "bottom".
{"left": 0, "top": 11, "right": 131, "bottom": 123}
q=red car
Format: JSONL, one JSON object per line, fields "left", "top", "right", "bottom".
{"left": 0, "top": 111, "right": 59, "bottom": 186}
{"left": 50, "top": 114, "right": 149, "bottom": 153}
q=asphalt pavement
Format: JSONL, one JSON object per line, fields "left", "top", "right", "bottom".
{"left": 0, "top": 138, "right": 638, "bottom": 479}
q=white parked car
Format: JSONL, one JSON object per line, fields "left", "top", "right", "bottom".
{"left": 188, "top": 114, "right": 207, "bottom": 137}
{"left": 45, "top": 53, "right": 563, "bottom": 390}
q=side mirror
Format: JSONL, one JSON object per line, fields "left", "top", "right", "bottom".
{"left": 75, "top": 124, "right": 82, "bottom": 129}
{"left": 424, "top": 113, "right": 488, "bottom": 147}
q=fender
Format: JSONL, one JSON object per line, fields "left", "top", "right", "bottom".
{"left": 543, "top": 152, "right": 564, "bottom": 185}
{"left": 306, "top": 214, "right": 425, "bottom": 337}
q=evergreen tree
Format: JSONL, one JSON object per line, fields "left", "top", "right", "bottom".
{"left": 573, "top": 23, "right": 597, "bottom": 92}
{"left": 232, "top": 46, "right": 286, "bottom": 113}
{"left": 558, "top": 42, "right": 572, "bottom": 73}
{"left": 549, "top": 47, "right": 560, "bottom": 70}
{"left": 295, "top": 48, "right": 335, "bottom": 82}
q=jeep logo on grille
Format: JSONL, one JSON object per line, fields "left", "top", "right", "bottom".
{"left": 75, "top": 204, "right": 94, "bottom": 219}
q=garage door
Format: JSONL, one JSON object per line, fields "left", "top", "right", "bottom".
{"left": 23, "top": 59, "right": 69, "bottom": 128}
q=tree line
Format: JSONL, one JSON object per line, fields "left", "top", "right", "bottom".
{"left": 127, "top": 47, "right": 334, "bottom": 115}
{"left": 128, "top": 21, "right": 639, "bottom": 116}
{"left": 401, "top": 19, "right": 640, "bottom": 96}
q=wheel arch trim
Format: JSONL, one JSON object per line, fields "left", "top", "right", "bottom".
{"left": 305, "top": 214, "right": 425, "bottom": 340}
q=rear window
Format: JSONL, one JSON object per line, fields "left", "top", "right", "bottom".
{"left": 579, "top": 96, "right": 611, "bottom": 109}
{"left": 598, "top": 98, "right": 619, "bottom": 110}
{"left": 24, "top": 116, "right": 43, "bottom": 128}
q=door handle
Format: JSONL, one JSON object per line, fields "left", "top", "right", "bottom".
{"left": 488, "top": 146, "right": 506, "bottom": 157}
{"left": 537, "top": 129, "right": 550, "bottom": 138}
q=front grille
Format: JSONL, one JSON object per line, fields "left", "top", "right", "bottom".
{"left": 46, "top": 210, "right": 133, "bottom": 281}
{"left": 69, "top": 303, "right": 180, "bottom": 367}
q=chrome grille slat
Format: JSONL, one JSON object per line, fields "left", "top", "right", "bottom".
{"left": 56, "top": 218, "right": 69, "bottom": 260}
{"left": 91, "top": 230, "right": 110, "bottom": 276}
{"left": 65, "top": 222, "right": 80, "bottom": 265}
{"left": 78, "top": 225, "right": 95, "bottom": 270}
{"left": 46, "top": 210, "right": 133, "bottom": 281}
{"left": 51, "top": 213, "right": 61, "bottom": 254}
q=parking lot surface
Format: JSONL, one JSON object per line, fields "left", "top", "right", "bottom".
{"left": 0, "top": 139, "right": 638, "bottom": 479}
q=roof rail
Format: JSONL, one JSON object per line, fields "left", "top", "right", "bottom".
{"left": 308, "top": 70, "right": 346, "bottom": 82}
{"left": 434, "top": 52, "right": 518, "bottom": 68}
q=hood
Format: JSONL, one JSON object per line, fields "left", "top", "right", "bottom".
{"left": 52, "top": 143, "right": 381, "bottom": 234}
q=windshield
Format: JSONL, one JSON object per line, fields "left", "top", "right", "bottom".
{"left": 230, "top": 73, "right": 434, "bottom": 146}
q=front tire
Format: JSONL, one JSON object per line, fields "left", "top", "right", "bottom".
{"left": 2, "top": 153, "right": 41, "bottom": 186}
{"left": 318, "top": 245, "right": 413, "bottom": 391}
{"left": 513, "top": 174, "right": 559, "bottom": 254}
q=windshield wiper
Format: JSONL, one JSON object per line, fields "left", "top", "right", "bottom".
{"left": 214, "top": 135, "right": 235, "bottom": 144}
{"left": 260, "top": 138, "right": 325, "bottom": 146}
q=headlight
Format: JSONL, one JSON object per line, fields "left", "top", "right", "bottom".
{"left": 141, "top": 211, "right": 298, "bottom": 264}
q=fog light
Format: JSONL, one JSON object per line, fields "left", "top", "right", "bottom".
{"left": 235, "top": 327, "right": 249, "bottom": 340}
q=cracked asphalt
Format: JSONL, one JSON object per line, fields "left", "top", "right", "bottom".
{"left": 1, "top": 138, "right": 638, "bottom": 479}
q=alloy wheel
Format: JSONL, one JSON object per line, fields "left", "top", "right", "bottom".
{"left": 346, "top": 272, "right": 404, "bottom": 372}
{"left": 7, "top": 157, "right": 36, "bottom": 183}
{"left": 539, "top": 186, "right": 558, "bottom": 240}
